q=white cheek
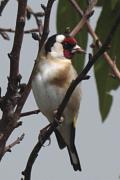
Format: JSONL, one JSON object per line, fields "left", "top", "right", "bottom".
{"left": 56, "top": 34, "right": 65, "bottom": 43}
{"left": 50, "top": 51, "right": 59, "bottom": 58}
{"left": 50, "top": 42, "right": 64, "bottom": 58}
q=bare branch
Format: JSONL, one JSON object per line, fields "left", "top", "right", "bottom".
{"left": 8, "top": 1, "right": 26, "bottom": 83}
{"left": 70, "top": 0, "right": 97, "bottom": 36}
{"left": 0, "top": 31, "right": 10, "bottom": 40}
{"left": 70, "top": 13, "right": 89, "bottom": 37}
{"left": 20, "top": 109, "right": 40, "bottom": 118}
{"left": 0, "top": 27, "right": 39, "bottom": 34}
{"left": 0, "top": 0, "right": 10, "bottom": 15}
{"left": 0, "top": 0, "right": 27, "bottom": 161}
{"left": 69, "top": 0, "right": 120, "bottom": 79}
{"left": 86, "top": 0, "right": 97, "bottom": 14}
{"left": 15, "top": 0, "right": 55, "bottom": 117}
{"left": 16, "top": 0, "right": 44, "bottom": 34}
{"left": 24, "top": 28, "right": 39, "bottom": 34}
{"left": 22, "top": 120, "right": 62, "bottom": 180}
{"left": 4, "top": 133, "right": 25, "bottom": 153}
{"left": 26, "top": 4, "right": 44, "bottom": 34}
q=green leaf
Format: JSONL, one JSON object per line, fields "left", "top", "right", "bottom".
{"left": 111, "top": 0, "right": 119, "bottom": 10}
{"left": 94, "top": 0, "right": 120, "bottom": 121}
{"left": 97, "top": 0, "right": 104, "bottom": 6}
{"left": 57, "top": 0, "right": 88, "bottom": 72}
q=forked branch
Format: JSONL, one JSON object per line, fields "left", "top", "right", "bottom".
{"left": 15, "top": 0, "right": 56, "bottom": 117}
{"left": 69, "top": 0, "right": 120, "bottom": 79}
{"left": 0, "top": 0, "right": 27, "bottom": 161}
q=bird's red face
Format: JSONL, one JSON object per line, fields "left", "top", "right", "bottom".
{"left": 63, "top": 37, "right": 77, "bottom": 59}
{"left": 62, "top": 37, "right": 84, "bottom": 59}
{"left": 45, "top": 34, "right": 85, "bottom": 59}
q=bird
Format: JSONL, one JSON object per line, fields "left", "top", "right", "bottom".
{"left": 32, "top": 33, "right": 84, "bottom": 171}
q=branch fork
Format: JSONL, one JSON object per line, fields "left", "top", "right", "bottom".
{"left": 69, "top": 0, "right": 120, "bottom": 80}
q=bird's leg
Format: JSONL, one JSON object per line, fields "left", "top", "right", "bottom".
{"left": 38, "top": 110, "right": 64, "bottom": 146}
{"left": 38, "top": 124, "right": 51, "bottom": 146}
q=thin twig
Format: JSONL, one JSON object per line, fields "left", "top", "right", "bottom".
{"left": 24, "top": 28, "right": 39, "bottom": 34}
{"left": 26, "top": 5, "right": 43, "bottom": 35}
{"left": 15, "top": 0, "right": 55, "bottom": 117}
{"left": 4, "top": 133, "right": 25, "bottom": 153}
{"left": 16, "top": 0, "right": 44, "bottom": 34}
{"left": 20, "top": 109, "right": 40, "bottom": 117}
{"left": 69, "top": 0, "right": 120, "bottom": 79}
{"left": 0, "top": 31, "right": 10, "bottom": 40}
{"left": 0, "top": 27, "right": 39, "bottom": 34}
{"left": 70, "top": 13, "right": 89, "bottom": 37}
{"left": 70, "top": 0, "right": 97, "bottom": 36}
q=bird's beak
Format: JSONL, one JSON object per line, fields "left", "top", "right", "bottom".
{"left": 72, "top": 44, "right": 86, "bottom": 54}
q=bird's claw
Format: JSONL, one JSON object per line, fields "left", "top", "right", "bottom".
{"left": 38, "top": 125, "right": 51, "bottom": 146}
{"left": 53, "top": 110, "right": 64, "bottom": 125}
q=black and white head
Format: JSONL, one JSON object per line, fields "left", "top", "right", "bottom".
{"left": 45, "top": 34, "right": 85, "bottom": 59}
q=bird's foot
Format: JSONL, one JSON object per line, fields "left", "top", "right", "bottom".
{"left": 38, "top": 124, "right": 51, "bottom": 146}
{"left": 53, "top": 110, "right": 64, "bottom": 125}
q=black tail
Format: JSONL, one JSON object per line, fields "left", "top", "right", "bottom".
{"left": 67, "top": 145, "right": 81, "bottom": 171}
{"left": 54, "top": 129, "right": 82, "bottom": 171}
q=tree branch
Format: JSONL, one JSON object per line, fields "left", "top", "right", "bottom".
{"left": 0, "top": 28, "right": 40, "bottom": 40}
{"left": 15, "top": 0, "right": 55, "bottom": 117}
{"left": 70, "top": 13, "right": 90, "bottom": 37}
{"left": 22, "top": 120, "right": 61, "bottom": 180}
{"left": 20, "top": 109, "right": 40, "bottom": 118}
{"left": 69, "top": 0, "right": 120, "bottom": 79}
{"left": 0, "top": 27, "right": 39, "bottom": 34}
{"left": 70, "top": 0, "right": 97, "bottom": 36}
{"left": 26, "top": 4, "right": 44, "bottom": 34}
{"left": 22, "top": 9, "right": 120, "bottom": 180}
{"left": 4, "top": 133, "right": 25, "bottom": 154}
{"left": 0, "top": 0, "right": 10, "bottom": 15}
{"left": 8, "top": 0, "right": 26, "bottom": 86}
{"left": 0, "top": 0, "right": 27, "bottom": 161}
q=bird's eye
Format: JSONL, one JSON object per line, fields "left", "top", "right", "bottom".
{"left": 63, "top": 42, "right": 76, "bottom": 50}
{"left": 63, "top": 42, "right": 68, "bottom": 46}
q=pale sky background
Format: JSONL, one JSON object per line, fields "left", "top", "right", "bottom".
{"left": 0, "top": 1, "right": 120, "bottom": 180}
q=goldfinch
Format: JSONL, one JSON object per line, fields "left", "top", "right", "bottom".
{"left": 32, "top": 34, "right": 83, "bottom": 171}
